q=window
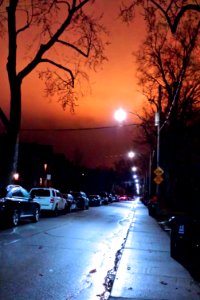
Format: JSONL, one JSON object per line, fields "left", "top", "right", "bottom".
{"left": 30, "top": 189, "right": 50, "bottom": 197}
{"left": 11, "top": 188, "right": 24, "bottom": 197}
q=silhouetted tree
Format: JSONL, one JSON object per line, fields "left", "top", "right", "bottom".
{"left": 120, "top": 0, "right": 200, "bottom": 33}
{"left": 0, "top": 0, "right": 108, "bottom": 184}
{"left": 127, "top": 6, "right": 200, "bottom": 210}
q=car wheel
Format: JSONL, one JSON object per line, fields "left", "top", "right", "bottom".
{"left": 64, "top": 204, "right": 70, "bottom": 214}
{"left": 33, "top": 207, "right": 40, "bottom": 223}
{"left": 11, "top": 210, "right": 20, "bottom": 227}
{"left": 54, "top": 205, "right": 58, "bottom": 217}
{"left": 67, "top": 205, "right": 72, "bottom": 213}
{"left": 80, "top": 200, "right": 85, "bottom": 210}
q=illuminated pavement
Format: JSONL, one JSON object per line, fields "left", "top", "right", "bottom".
{"left": 109, "top": 199, "right": 200, "bottom": 300}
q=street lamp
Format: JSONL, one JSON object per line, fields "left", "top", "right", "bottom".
{"left": 131, "top": 166, "right": 137, "bottom": 172}
{"left": 128, "top": 151, "right": 135, "bottom": 159}
{"left": 114, "top": 107, "right": 141, "bottom": 124}
{"left": 114, "top": 108, "right": 127, "bottom": 123}
{"left": 13, "top": 172, "right": 19, "bottom": 182}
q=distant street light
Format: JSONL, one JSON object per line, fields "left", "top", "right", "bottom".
{"left": 131, "top": 166, "right": 137, "bottom": 172}
{"left": 128, "top": 151, "right": 135, "bottom": 159}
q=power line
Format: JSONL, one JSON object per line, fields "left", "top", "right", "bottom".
{"left": 21, "top": 123, "right": 141, "bottom": 132}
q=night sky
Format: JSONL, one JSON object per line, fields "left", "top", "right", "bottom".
{"left": 0, "top": 0, "right": 146, "bottom": 168}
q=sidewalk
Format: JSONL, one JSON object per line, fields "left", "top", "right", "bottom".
{"left": 109, "top": 199, "right": 200, "bottom": 300}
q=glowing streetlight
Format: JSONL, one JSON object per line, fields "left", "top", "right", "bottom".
{"left": 131, "top": 166, "right": 137, "bottom": 172}
{"left": 114, "top": 108, "right": 127, "bottom": 122}
{"left": 128, "top": 151, "right": 135, "bottom": 159}
{"left": 13, "top": 173, "right": 19, "bottom": 181}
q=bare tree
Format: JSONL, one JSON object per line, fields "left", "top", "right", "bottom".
{"left": 120, "top": 0, "right": 200, "bottom": 33}
{"left": 132, "top": 13, "right": 200, "bottom": 209}
{"left": 0, "top": 0, "right": 108, "bottom": 184}
{"left": 135, "top": 17, "right": 200, "bottom": 127}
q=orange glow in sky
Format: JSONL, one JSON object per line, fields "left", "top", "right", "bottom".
{"left": 0, "top": 1, "right": 146, "bottom": 168}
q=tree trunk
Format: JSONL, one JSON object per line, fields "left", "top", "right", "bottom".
{"left": 1, "top": 79, "right": 22, "bottom": 186}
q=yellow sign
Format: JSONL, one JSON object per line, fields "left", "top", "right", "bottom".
{"left": 154, "top": 175, "right": 164, "bottom": 184}
{"left": 154, "top": 167, "right": 164, "bottom": 176}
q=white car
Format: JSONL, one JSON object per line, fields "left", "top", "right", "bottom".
{"left": 30, "top": 187, "right": 66, "bottom": 216}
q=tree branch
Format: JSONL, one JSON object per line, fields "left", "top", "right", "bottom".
{"left": 40, "top": 58, "right": 75, "bottom": 86}
{"left": 171, "top": 4, "right": 200, "bottom": 33}
{"left": 57, "top": 39, "right": 90, "bottom": 57}
{"left": 150, "top": 1, "right": 200, "bottom": 33}
{"left": 18, "top": 0, "right": 91, "bottom": 80}
{"left": 16, "top": 9, "right": 32, "bottom": 34}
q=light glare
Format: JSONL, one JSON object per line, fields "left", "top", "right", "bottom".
{"left": 114, "top": 108, "right": 127, "bottom": 122}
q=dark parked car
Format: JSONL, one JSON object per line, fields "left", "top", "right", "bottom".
{"left": 62, "top": 193, "right": 77, "bottom": 212}
{"left": 99, "top": 192, "right": 109, "bottom": 204}
{"left": 88, "top": 194, "right": 102, "bottom": 206}
{"left": 0, "top": 185, "right": 40, "bottom": 227}
{"left": 71, "top": 191, "right": 89, "bottom": 210}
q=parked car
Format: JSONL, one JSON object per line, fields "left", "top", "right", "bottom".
{"left": 99, "top": 192, "right": 109, "bottom": 204}
{"left": 62, "top": 193, "right": 77, "bottom": 212}
{"left": 118, "top": 195, "right": 130, "bottom": 201}
{"left": 88, "top": 194, "right": 102, "bottom": 206}
{"left": 109, "top": 193, "right": 118, "bottom": 202}
{"left": 0, "top": 184, "right": 40, "bottom": 227}
{"left": 71, "top": 191, "right": 89, "bottom": 210}
{"left": 30, "top": 187, "right": 66, "bottom": 216}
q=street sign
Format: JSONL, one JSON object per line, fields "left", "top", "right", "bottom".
{"left": 154, "top": 175, "right": 163, "bottom": 184}
{"left": 154, "top": 167, "right": 164, "bottom": 176}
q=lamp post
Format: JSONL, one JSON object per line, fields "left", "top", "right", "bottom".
{"left": 155, "top": 111, "right": 160, "bottom": 195}
{"left": 155, "top": 112, "right": 160, "bottom": 168}
{"left": 154, "top": 85, "right": 163, "bottom": 197}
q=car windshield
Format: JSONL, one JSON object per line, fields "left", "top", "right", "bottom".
{"left": 30, "top": 189, "right": 50, "bottom": 197}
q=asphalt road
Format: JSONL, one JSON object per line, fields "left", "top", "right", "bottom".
{"left": 0, "top": 201, "right": 135, "bottom": 300}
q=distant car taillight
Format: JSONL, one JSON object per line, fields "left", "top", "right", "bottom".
{"left": 50, "top": 198, "right": 54, "bottom": 203}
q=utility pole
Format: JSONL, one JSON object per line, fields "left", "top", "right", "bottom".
{"left": 155, "top": 85, "right": 162, "bottom": 196}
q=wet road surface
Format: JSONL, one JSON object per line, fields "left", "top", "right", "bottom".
{"left": 0, "top": 201, "right": 135, "bottom": 300}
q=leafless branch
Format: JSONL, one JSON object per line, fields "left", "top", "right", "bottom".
{"left": 40, "top": 58, "right": 75, "bottom": 86}
{"left": 57, "top": 39, "right": 90, "bottom": 57}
